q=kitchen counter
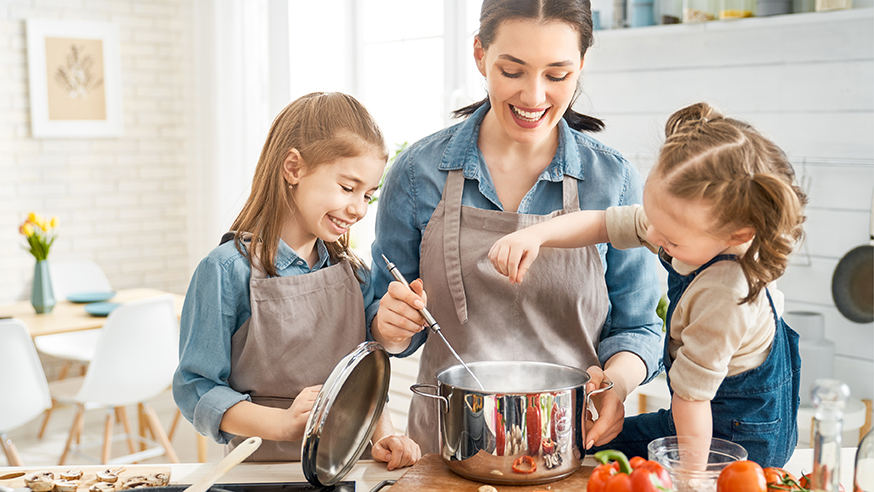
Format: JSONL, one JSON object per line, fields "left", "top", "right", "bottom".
{"left": 0, "top": 447, "right": 858, "bottom": 491}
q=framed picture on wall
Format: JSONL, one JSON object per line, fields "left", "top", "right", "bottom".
{"left": 26, "top": 19, "right": 123, "bottom": 138}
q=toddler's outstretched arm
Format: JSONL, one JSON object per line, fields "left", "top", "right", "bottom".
{"left": 488, "top": 210, "right": 608, "bottom": 284}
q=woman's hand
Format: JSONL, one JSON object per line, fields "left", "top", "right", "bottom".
{"left": 582, "top": 366, "right": 625, "bottom": 449}
{"left": 488, "top": 230, "right": 544, "bottom": 284}
{"left": 372, "top": 279, "right": 428, "bottom": 353}
{"left": 280, "top": 384, "right": 321, "bottom": 442}
{"left": 372, "top": 434, "right": 422, "bottom": 470}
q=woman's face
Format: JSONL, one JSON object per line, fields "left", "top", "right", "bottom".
{"left": 475, "top": 19, "right": 584, "bottom": 145}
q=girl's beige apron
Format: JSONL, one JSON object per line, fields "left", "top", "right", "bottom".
{"left": 227, "top": 244, "right": 366, "bottom": 461}
{"left": 410, "top": 170, "right": 611, "bottom": 453}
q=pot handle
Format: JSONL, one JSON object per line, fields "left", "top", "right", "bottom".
{"left": 586, "top": 378, "right": 614, "bottom": 421}
{"left": 410, "top": 383, "right": 449, "bottom": 411}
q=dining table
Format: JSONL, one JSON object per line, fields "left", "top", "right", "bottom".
{"left": 0, "top": 287, "right": 185, "bottom": 338}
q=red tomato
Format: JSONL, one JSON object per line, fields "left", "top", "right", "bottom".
{"left": 717, "top": 460, "right": 767, "bottom": 492}
{"left": 799, "top": 472, "right": 846, "bottom": 491}
{"left": 763, "top": 467, "right": 802, "bottom": 490}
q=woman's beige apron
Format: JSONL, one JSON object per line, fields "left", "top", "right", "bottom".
{"left": 409, "top": 170, "right": 611, "bottom": 453}
{"left": 227, "top": 244, "right": 366, "bottom": 461}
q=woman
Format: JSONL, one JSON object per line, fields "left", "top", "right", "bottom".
{"left": 366, "top": 0, "right": 663, "bottom": 454}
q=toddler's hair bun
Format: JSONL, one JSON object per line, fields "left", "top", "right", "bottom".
{"left": 664, "top": 102, "right": 723, "bottom": 137}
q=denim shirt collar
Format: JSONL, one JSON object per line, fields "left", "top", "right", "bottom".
{"left": 437, "top": 101, "right": 586, "bottom": 185}
{"left": 275, "top": 238, "right": 330, "bottom": 271}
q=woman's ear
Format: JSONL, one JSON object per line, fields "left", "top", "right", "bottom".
{"left": 728, "top": 226, "right": 756, "bottom": 246}
{"left": 283, "top": 149, "right": 304, "bottom": 186}
{"left": 473, "top": 36, "right": 486, "bottom": 77}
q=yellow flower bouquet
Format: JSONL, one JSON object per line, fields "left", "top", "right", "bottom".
{"left": 20, "top": 212, "right": 59, "bottom": 261}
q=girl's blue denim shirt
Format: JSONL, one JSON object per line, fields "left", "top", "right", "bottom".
{"left": 172, "top": 237, "right": 373, "bottom": 444}
{"left": 366, "top": 103, "right": 664, "bottom": 383}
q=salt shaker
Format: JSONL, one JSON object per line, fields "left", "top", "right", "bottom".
{"left": 811, "top": 378, "right": 851, "bottom": 492}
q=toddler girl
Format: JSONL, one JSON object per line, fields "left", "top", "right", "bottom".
{"left": 489, "top": 102, "right": 805, "bottom": 467}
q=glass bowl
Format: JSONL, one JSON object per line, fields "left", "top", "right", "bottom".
{"left": 647, "top": 436, "right": 748, "bottom": 492}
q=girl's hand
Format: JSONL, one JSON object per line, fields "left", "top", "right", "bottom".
{"left": 281, "top": 384, "right": 322, "bottom": 442}
{"left": 582, "top": 366, "right": 625, "bottom": 449}
{"left": 373, "top": 279, "right": 428, "bottom": 352}
{"left": 372, "top": 434, "right": 422, "bottom": 470}
{"left": 488, "top": 230, "right": 544, "bottom": 284}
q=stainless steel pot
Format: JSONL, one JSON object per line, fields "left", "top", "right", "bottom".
{"left": 411, "top": 361, "right": 612, "bottom": 485}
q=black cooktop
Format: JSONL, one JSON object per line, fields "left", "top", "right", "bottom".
{"left": 218, "top": 482, "right": 354, "bottom": 492}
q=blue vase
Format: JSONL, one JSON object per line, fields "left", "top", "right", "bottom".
{"left": 31, "top": 260, "right": 56, "bottom": 314}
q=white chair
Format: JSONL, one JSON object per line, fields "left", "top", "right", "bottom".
{"left": 51, "top": 295, "right": 181, "bottom": 465}
{"left": 48, "top": 259, "right": 113, "bottom": 301}
{"left": 0, "top": 319, "right": 52, "bottom": 466}
{"left": 34, "top": 259, "right": 113, "bottom": 437}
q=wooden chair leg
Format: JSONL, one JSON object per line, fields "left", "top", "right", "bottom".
{"left": 59, "top": 404, "right": 85, "bottom": 466}
{"left": 138, "top": 403, "right": 147, "bottom": 451}
{"left": 142, "top": 403, "right": 180, "bottom": 463}
{"left": 37, "top": 400, "right": 57, "bottom": 439}
{"left": 117, "top": 406, "right": 136, "bottom": 455}
{"left": 2, "top": 434, "right": 23, "bottom": 467}
{"left": 167, "top": 408, "right": 182, "bottom": 441}
{"left": 638, "top": 394, "right": 648, "bottom": 415}
{"left": 197, "top": 434, "right": 208, "bottom": 463}
{"left": 57, "top": 359, "right": 72, "bottom": 380}
{"left": 102, "top": 408, "right": 114, "bottom": 464}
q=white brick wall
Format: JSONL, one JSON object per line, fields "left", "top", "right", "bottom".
{"left": 0, "top": 0, "right": 193, "bottom": 302}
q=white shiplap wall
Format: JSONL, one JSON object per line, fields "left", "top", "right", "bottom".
{"left": 576, "top": 9, "right": 874, "bottom": 405}
{"left": 0, "top": 0, "right": 193, "bottom": 304}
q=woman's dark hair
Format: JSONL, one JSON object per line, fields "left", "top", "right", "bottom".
{"left": 452, "top": 0, "right": 604, "bottom": 133}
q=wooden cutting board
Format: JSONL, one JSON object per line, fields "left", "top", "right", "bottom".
{"left": 388, "top": 454, "right": 592, "bottom": 491}
{"left": 0, "top": 465, "right": 173, "bottom": 492}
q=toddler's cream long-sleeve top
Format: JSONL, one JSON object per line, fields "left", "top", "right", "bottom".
{"left": 605, "top": 204, "right": 782, "bottom": 402}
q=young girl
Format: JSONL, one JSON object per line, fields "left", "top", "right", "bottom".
{"left": 488, "top": 102, "right": 805, "bottom": 467}
{"left": 173, "top": 92, "right": 420, "bottom": 468}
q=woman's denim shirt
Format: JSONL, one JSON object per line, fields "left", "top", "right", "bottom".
{"left": 173, "top": 238, "right": 373, "bottom": 444}
{"left": 366, "top": 103, "right": 664, "bottom": 383}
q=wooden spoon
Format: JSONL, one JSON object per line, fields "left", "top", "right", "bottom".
{"left": 182, "top": 437, "right": 262, "bottom": 492}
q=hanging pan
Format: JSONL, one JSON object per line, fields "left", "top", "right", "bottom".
{"left": 831, "top": 190, "right": 874, "bottom": 323}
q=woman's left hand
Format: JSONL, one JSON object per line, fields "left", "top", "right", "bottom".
{"left": 583, "top": 365, "right": 626, "bottom": 449}
{"left": 372, "top": 434, "right": 422, "bottom": 470}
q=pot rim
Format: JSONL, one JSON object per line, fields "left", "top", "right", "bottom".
{"left": 435, "top": 360, "right": 592, "bottom": 393}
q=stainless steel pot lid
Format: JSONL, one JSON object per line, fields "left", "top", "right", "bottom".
{"left": 301, "top": 341, "right": 390, "bottom": 487}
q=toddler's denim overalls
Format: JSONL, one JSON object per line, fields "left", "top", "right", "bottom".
{"left": 594, "top": 252, "right": 801, "bottom": 467}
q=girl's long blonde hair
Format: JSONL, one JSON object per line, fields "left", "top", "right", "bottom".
{"left": 652, "top": 102, "right": 808, "bottom": 304}
{"left": 231, "top": 92, "right": 387, "bottom": 279}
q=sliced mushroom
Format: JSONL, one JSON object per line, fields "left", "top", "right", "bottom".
{"left": 24, "top": 472, "right": 55, "bottom": 492}
{"left": 148, "top": 473, "right": 170, "bottom": 486}
{"left": 477, "top": 486, "right": 498, "bottom": 492}
{"left": 59, "top": 470, "right": 83, "bottom": 481}
{"left": 54, "top": 480, "right": 79, "bottom": 492}
{"left": 96, "top": 470, "right": 120, "bottom": 484}
{"left": 89, "top": 483, "right": 116, "bottom": 492}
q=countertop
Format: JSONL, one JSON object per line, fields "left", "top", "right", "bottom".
{"left": 0, "top": 447, "right": 858, "bottom": 491}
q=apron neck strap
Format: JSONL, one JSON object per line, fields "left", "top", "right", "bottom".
{"left": 443, "top": 170, "right": 468, "bottom": 325}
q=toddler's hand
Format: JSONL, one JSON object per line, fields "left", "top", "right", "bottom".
{"left": 372, "top": 434, "right": 422, "bottom": 470}
{"left": 282, "top": 384, "right": 321, "bottom": 442}
{"left": 488, "top": 230, "right": 543, "bottom": 284}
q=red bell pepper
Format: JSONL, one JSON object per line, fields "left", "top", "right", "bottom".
{"left": 586, "top": 450, "right": 673, "bottom": 492}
